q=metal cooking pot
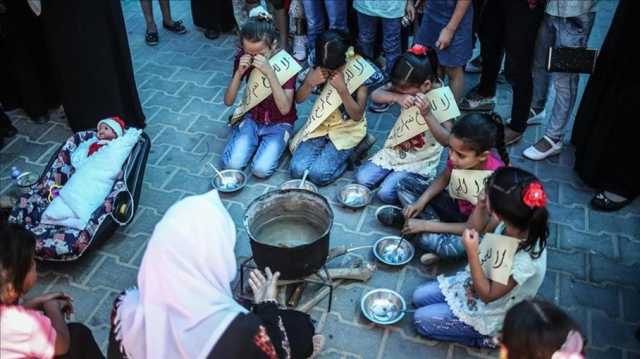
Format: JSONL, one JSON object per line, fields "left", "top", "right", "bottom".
{"left": 244, "top": 189, "right": 334, "bottom": 280}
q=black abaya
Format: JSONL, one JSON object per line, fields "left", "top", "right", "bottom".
{"left": 191, "top": 0, "right": 236, "bottom": 33}
{"left": 40, "top": 0, "right": 145, "bottom": 132}
{"left": 0, "top": 0, "right": 59, "bottom": 118}
{"left": 571, "top": 0, "right": 639, "bottom": 198}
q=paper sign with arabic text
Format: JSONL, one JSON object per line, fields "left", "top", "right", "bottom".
{"left": 229, "top": 50, "right": 302, "bottom": 125}
{"left": 289, "top": 55, "right": 375, "bottom": 152}
{"left": 448, "top": 169, "right": 493, "bottom": 204}
{"left": 425, "top": 87, "right": 460, "bottom": 123}
{"left": 478, "top": 233, "right": 520, "bottom": 285}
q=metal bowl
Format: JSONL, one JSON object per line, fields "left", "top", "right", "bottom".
{"left": 280, "top": 179, "right": 318, "bottom": 193}
{"left": 373, "top": 236, "right": 415, "bottom": 266}
{"left": 337, "top": 183, "right": 373, "bottom": 209}
{"left": 16, "top": 172, "right": 39, "bottom": 193}
{"left": 361, "top": 288, "right": 407, "bottom": 325}
{"left": 211, "top": 169, "right": 248, "bottom": 193}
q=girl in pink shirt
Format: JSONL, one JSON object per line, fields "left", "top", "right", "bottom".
{"left": 0, "top": 224, "right": 103, "bottom": 359}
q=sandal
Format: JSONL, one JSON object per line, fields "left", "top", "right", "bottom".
{"left": 590, "top": 191, "right": 632, "bottom": 212}
{"left": 163, "top": 20, "right": 187, "bottom": 34}
{"left": 145, "top": 31, "right": 159, "bottom": 46}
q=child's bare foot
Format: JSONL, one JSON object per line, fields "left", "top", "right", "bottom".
{"left": 307, "top": 334, "right": 325, "bottom": 359}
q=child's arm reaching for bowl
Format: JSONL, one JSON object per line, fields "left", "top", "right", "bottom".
{"left": 462, "top": 229, "right": 517, "bottom": 304}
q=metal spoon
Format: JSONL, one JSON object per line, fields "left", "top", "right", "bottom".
{"left": 207, "top": 162, "right": 232, "bottom": 186}
{"left": 391, "top": 236, "right": 406, "bottom": 255}
{"left": 299, "top": 169, "right": 309, "bottom": 189}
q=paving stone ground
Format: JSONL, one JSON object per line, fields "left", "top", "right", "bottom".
{"left": 1, "top": 1, "right": 638, "bottom": 358}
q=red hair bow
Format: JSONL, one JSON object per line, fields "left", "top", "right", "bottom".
{"left": 523, "top": 182, "right": 547, "bottom": 209}
{"left": 408, "top": 44, "right": 428, "bottom": 56}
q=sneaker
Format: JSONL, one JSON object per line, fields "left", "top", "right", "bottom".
{"left": 527, "top": 108, "right": 546, "bottom": 125}
{"left": 522, "top": 135, "right": 562, "bottom": 160}
{"left": 420, "top": 253, "right": 440, "bottom": 266}
{"left": 369, "top": 102, "right": 391, "bottom": 113}
{"left": 293, "top": 35, "right": 307, "bottom": 62}
{"left": 459, "top": 87, "right": 496, "bottom": 112}
{"left": 375, "top": 205, "right": 405, "bottom": 229}
{"left": 465, "top": 55, "right": 482, "bottom": 73}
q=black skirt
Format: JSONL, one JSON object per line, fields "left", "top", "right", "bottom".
{"left": 191, "top": 0, "right": 236, "bottom": 32}
{"left": 39, "top": 0, "right": 145, "bottom": 132}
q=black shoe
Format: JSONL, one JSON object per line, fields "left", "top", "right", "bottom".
{"left": 204, "top": 28, "right": 220, "bottom": 40}
{"left": 348, "top": 134, "right": 376, "bottom": 167}
{"left": 31, "top": 113, "right": 49, "bottom": 124}
{"left": 591, "top": 191, "right": 632, "bottom": 212}
{"left": 375, "top": 205, "right": 405, "bottom": 229}
{"left": 145, "top": 31, "right": 159, "bottom": 46}
{"left": 162, "top": 20, "right": 187, "bottom": 34}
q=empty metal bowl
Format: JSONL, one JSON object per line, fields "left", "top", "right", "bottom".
{"left": 337, "top": 183, "right": 373, "bottom": 209}
{"left": 373, "top": 236, "right": 415, "bottom": 266}
{"left": 211, "top": 169, "right": 248, "bottom": 193}
{"left": 361, "top": 288, "right": 407, "bottom": 325}
{"left": 280, "top": 179, "right": 318, "bottom": 193}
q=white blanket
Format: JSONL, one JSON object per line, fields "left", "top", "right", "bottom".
{"left": 41, "top": 129, "right": 142, "bottom": 230}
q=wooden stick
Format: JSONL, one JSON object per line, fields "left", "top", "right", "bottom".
{"left": 296, "top": 280, "right": 344, "bottom": 313}
{"left": 276, "top": 264, "right": 374, "bottom": 286}
{"left": 287, "top": 282, "right": 307, "bottom": 307}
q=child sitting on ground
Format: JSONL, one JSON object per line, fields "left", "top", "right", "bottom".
{"left": 0, "top": 223, "right": 104, "bottom": 358}
{"left": 412, "top": 167, "right": 549, "bottom": 348}
{"left": 500, "top": 299, "right": 586, "bottom": 359}
{"left": 70, "top": 116, "right": 126, "bottom": 169}
{"left": 396, "top": 112, "right": 509, "bottom": 265}
{"left": 356, "top": 44, "right": 452, "bottom": 204}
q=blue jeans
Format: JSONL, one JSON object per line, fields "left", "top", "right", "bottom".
{"left": 302, "top": 0, "right": 348, "bottom": 65}
{"left": 222, "top": 115, "right": 292, "bottom": 178}
{"left": 355, "top": 160, "right": 411, "bottom": 204}
{"left": 531, "top": 12, "right": 595, "bottom": 141}
{"left": 356, "top": 12, "right": 402, "bottom": 77}
{"left": 290, "top": 136, "right": 354, "bottom": 186}
{"left": 397, "top": 174, "right": 467, "bottom": 260}
{"left": 413, "top": 281, "right": 493, "bottom": 348}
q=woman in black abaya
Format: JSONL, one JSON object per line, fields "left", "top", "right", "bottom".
{"left": 571, "top": 0, "right": 639, "bottom": 211}
{"left": 40, "top": 0, "right": 145, "bottom": 132}
{"left": 191, "top": 0, "right": 237, "bottom": 40}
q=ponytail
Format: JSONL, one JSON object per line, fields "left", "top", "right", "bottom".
{"left": 489, "top": 113, "right": 510, "bottom": 166}
{"left": 240, "top": 8, "right": 279, "bottom": 47}
{"left": 451, "top": 112, "right": 511, "bottom": 166}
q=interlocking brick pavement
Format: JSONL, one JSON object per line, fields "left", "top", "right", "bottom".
{"left": 1, "top": 1, "right": 638, "bottom": 357}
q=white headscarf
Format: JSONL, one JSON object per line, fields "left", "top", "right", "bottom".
{"left": 114, "top": 190, "right": 247, "bottom": 359}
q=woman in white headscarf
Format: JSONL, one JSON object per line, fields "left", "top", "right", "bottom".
{"left": 107, "top": 190, "right": 321, "bottom": 359}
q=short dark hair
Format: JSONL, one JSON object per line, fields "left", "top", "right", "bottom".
{"left": 451, "top": 112, "right": 510, "bottom": 166}
{"left": 0, "top": 224, "right": 36, "bottom": 298}
{"left": 314, "top": 29, "right": 353, "bottom": 70}
{"left": 390, "top": 46, "right": 439, "bottom": 88}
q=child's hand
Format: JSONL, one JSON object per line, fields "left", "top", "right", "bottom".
{"left": 252, "top": 54, "right": 273, "bottom": 77}
{"left": 414, "top": 96, "right": 430, "bottom": 116}
{"left": 24, "top": 292, "right": 73, "bottom": 310}
{"left": 436, "top": 27, "right": 454, "bottom": 50}
{"left": 462, "top": 228, "right": 480, "bottom": 254}
{"left": 397, "top": 94, "right": 416, "bottom": 109}
{"left": 306, "top": 67, "right": 328, "bottom": 87}
{"left": 329, "top": 71, "right": 348, "bottom": 94}
{"left": 405, "top": 0, "right": 416, "bottom": 21}
{"left": 402, "top": 218, "right": 430, "bottom": 235}
{"left": 237, "top": 54, "right": 253, "bottom": 76}
{"left": 403, "top": 203, "right": 424, "bottom": 219}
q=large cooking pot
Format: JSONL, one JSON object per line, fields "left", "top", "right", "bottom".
{"left": 244, "top": 189, "right": 333, "bottom": 280}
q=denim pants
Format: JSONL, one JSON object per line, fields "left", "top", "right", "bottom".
{"left": 355, "top": 160, "right": 412, "bottom": 204}
{"left": 531, "top": 12, "right": 595, "bottom": 142}
{"left": 222, "top": 115, "right": 292, "bottom": 178}
{"left": 290, "top": 136, "right": 354, "bottom": 186}
{"left": 413, "top": 281, "right": 493, "bottom": 348}
{"left": 302, "top": 0, "right": 348, "bottom": 65}
{"left": 397, "top": 174, "right": 467, "bottom": 259}
{"left": 356, "top": 12, "right": 402, "bottom": 77}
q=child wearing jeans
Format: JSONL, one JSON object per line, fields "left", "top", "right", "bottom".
{"left": 412, "top": 167, "right": 549, "bottom": 348}
{"left": 523, "top": 0, "right": 596, "bottom": 160}
{"left": 223, "top": 13, "right": 297, "bottom": 179}
{"left": 501, "top": 299, "right": 586, "bottom": 359}
{"left": 397, "top": 113, "right": 509, "bottom": 265}
{"left": 414, "top": 0, "right": 473, "bottom": 101}
{"left": 352, "top": 0, "right": 415, "bottom": 112}
{"left": 356, "top": 45, "right": 452, "bottom": 204}
{"left": 0, "top": 224, "right": 103, "bottom": 359}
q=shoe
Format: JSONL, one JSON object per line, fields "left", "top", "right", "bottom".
{"left": 348, "top": 134, "right": 376, "bottom": 166}
{"left": 163, "top": 20, "right": 187, "bottom": 34}
{"left": 523, "top": 136, "right": 562, "bottom": 160}
{"left": 591, "top": 191, "right": 633, "bottom": 212}
{"left": 420, "top": 253, "right": 440, "bottom": 266}
{"left": 527, "top": 108, "right": 546, "bottom": 125}
{"left": 375, "top": 205, "right": 405, "bottom": 229}
{"left": 145, "top": 31, "right": 159, "bottom": 46}
{"left": 293, "top": 35, "right": 307, "bottom": 62}
{"left": 369, "top": 102, "right": 390, "bottom": 113}
{"left": 204, "top": 28, "right": 220, "bottom": 40}
{"left": 459, "top": 87, "right": 496, "bottom": 112}
{"left": 465, "top": 55, "right": 482, "bottom": 73}
{"left": 504, "top": 126, "right": 523, "bottom": 146}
